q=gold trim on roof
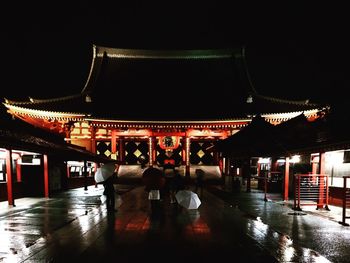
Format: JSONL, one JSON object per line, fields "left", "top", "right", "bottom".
{"left": 85, "top": 117, "right": 251, "bottom": 124}
{"left": 4, "top": 104, "right": 87, "bottom": 121}
{"left": 88, "top": 123, "right": 247, "bottom": 129}
{"left": 85, "top": 109, "right": 319, "bottom": 125}
{"left": 261, "top": 109, "right": 319, "bottom": 120}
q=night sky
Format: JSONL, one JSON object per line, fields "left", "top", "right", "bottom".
{"left": 1, "top": 2, "right": 349, "bottom": 109}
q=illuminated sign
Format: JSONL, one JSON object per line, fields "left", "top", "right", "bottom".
{"left": 159, "top": 136, "right": 180, "bottom": 150}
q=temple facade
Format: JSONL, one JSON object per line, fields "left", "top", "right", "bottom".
{"left": 3, "top": 45, "right": 321, "bottom": 178}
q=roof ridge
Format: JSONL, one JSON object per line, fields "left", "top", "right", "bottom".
{"left": 93, "top": 44, "right": 242, "bottom": 59}
{"left": 254, "top": 93, "right": 319, "bottom": 106}
{"left": 4, "top": 94, "right": 82, "bottom": 105}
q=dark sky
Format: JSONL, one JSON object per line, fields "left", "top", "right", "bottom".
{"left": 1, "top": 2, "right": 349, "bottom": 108}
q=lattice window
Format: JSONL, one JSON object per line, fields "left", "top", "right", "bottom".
{"left": 190, "top": 141, "right": 214, "bottom": 165}
{"left": 125, "top": 141, "right": 149, "bottom": 165}
{"left": 96, "top": 141, "right": 112, "bottom": 158}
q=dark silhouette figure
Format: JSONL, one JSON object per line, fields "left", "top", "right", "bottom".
{"left": 139, "top": 155, "right": 147, "bottom": 168}
{"left": 103, "top": 176, "right": 116, "bottom": 212}
{"left": 174, "top": 170, "right": 185, "bottom": 191}
{"left": 148, "top": 189, "right": 162, "bottom": 219}
{"left": 232, "top": 177, "right": 241, "bottom": 193}
{"left": 168, "top": 170, "right": 184, "bottom": 203}
{"left": 195, "top": 168, "right": 205, "bottom": 198}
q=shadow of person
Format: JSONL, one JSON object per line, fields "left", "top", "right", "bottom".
{"left": 106, "top": 212, "right": 116, "bottom": 243}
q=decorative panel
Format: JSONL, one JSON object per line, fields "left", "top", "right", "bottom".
{"left": 156, "top": 142, "right": 182, "bottom": 166}
{"left": 96, "top": 141, "right": 112, "bottom": 158}
{"left": 190, "top": 141, "right": 214, "bottom": 165}
{"left": 124, "top": 141, "right": 149, "bottom": 165}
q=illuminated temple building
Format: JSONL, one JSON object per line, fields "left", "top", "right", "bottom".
{"left": 3, "top": 45, "right": 321, "bottom": 178}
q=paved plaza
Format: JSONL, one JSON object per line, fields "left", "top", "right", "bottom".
{"left": 0, "top": 182, "right": 349, "bottom": 262}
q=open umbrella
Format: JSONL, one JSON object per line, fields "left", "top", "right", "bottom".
{"left": 175, "top": 190, "right": 201, "bottom": 209}
{"left": 142, "top": 167, "right": 165, "bottom": 190}
{"left": 94, "top": 162, "right": 116, "bottom": 183}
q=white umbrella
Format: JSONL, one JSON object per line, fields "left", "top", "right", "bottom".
{"left": 94, "top": 162, "right": 116, "bottom": 183}
{"left": 175, "top": 190, "right": 201, "bottom": 209}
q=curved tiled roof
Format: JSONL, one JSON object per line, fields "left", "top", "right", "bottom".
{"left": 3, "top": 45, "right": 322, "bottom": 122}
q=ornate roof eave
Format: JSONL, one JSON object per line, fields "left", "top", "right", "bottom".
{"left": 261, "top": 109, "right": 320, "bottom": 123}
{"left": 3, "top": 100, "right": 321, "bottom": 128}
{"left": 3, "top": 103, "right": 87, "bottom": 122}
{"left": 254, "top": 93, "right": 320, "bottom": 107}
{"left": 85, "top": 109, "right": 319, "bottom": 129}
{"left": 86, "top": 117, "right": 251, "bottom": 129}
{"left": 3, "top": 93, "right": 83, "bottom": 106}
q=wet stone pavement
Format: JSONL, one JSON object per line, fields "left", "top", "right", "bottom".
{"left": 0, "top": 184, "right": 349, "bottom": 262}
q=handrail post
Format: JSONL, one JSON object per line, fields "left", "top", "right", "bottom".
{"left": 264, "top": 172, "right": 268, "bottom": 202}
{"left": 343, "top": 177, "right": 346, "bottom": 225}
{"left": 294, "top": 174, "right": 302, "bottom": 211}
{"left": 293, "top": 174, "right": 296, "bottom": 210}
{"left": 339, "top": 176, "right": 349, "bottom": 226}
{"left": 297, "top": 175, "right": 301, "bottom": 210}
{"left": 325, "top": 175, "right": 330, "bottom": 210}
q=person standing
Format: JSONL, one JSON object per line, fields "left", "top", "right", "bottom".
{"left": 170, "top": 170, "right": 185, "bottom": 203}
{"left": 103, "top": 176, "right": 116, "bottom": 212}
{"left": 148, "top": 188, "right": 161, "bottom": 218}
{"left": 195, "top": 169, "right": 204, "bottom": 198}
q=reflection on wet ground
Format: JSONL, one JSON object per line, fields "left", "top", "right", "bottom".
{"left": 0, "top": 184, "right": 349, "bottom": 262}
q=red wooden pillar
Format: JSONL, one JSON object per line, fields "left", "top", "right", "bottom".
{"left": 43, "top": 154, "right": 49, "bottom": 198}
{"left": 66, "top": 165, "right": 70, "bottom": 178}
{"left": 317, "top": 152, "right": 326, "bottom": 209}
{"left": 119, "top": 137, "right": 125, "bottom": 164}
{"left": 16, "top": 159, "right": 22, "bottom": 182}
{"left": 90, "top": 126, "right": 96, "bottom": 154}
{"left": 111, "top": 130, "right": 117, "bottom": 158}
{"left": 284, "top": 157, "right": 290, "bottom": 201}
{"left": 319, "top": 152, "right": 325, "bottom": 174}
{"left": 182, "top": 137, "right": 186, "bottom": 165}
{"left": 6, "top": 149, "right": 15, "bottom": 206}
{"left": 152, "top": 137, "right": 156, "bottom": 166}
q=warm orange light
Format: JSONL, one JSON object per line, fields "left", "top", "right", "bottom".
{"left": 159, "top": 136, "right": 180, "bottom": 150}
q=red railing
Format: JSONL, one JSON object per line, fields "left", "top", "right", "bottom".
{"left": 340, "top": 176, "right": 350, "bottom": 226}
{"left": 253, "top": 171, "right": 283, "bottom": 202}
{"left": 294, "top": 174, "right": 329, "bottom": 211}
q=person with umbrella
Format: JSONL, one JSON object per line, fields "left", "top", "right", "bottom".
{"left": 103, "top": 175, "right": 116, "bottom": 212}
{"left": 95, "top": 162, "right": 117, "bottom": 212}
{"left": 142, "top": 167, "right": 165, "bottom": 218}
